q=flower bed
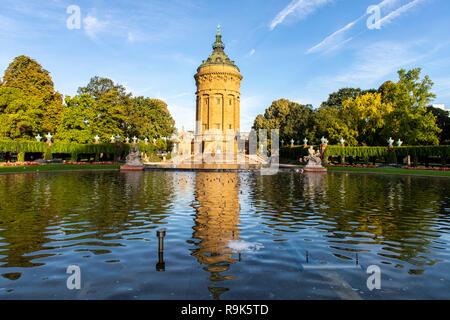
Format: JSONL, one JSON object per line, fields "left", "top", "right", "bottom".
{"left": 327, "top": 163, "right": 450, "bottom": 171}
{"left": 0, "top": 162, "right": 40, "bottom": 167}
{"left": 403, "top": 166, "right": 450, "bottom": 171}
{"left": 63, "top": 161, "right": 118, "bottom": 165}
{"left": 327, "top": 164, "right": 378, "bottom": 168}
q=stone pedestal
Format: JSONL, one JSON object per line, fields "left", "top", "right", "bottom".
{"left": 303, "top": 146, "right": 327, "bottom": 173}
{"left": 304, "top": 166, "right": 327, "bottom": 173}
{"left": 121, "top": 144, "right": 144, "bottom": 171}
{"left": 120, "top": 165, "right": 144, "bottom": 171}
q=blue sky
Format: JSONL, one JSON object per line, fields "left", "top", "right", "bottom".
{"left": 1, "top": 0, "right": 449, "bottom": 132}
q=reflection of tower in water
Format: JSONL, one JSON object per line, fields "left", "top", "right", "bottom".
{"left": 191, "top": 172, "right": 241, "bottom": 299}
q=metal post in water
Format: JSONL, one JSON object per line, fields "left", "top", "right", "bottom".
{"left": 156, "top": 229, "right": 166, "bottom": 272}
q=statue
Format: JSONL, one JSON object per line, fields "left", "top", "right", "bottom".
{"left": 125, "top": 144, "right": 143, "bottom": 167}
{"left": 304, "top": 146, "right": 322, "bottom": 167}
{"left": 303, "top": 146, "right": 327, "bottom": 173}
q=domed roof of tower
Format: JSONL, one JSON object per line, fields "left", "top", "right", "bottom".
{"left": 199, "top": 25, "right": 239, "bottom": 71}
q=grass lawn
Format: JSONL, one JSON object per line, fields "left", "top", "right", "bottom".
{"left": 0, "top": 163, "right": 121, "bottom": 173}
{"left": 326, "top": 166, "right": 450, "bottom": 177}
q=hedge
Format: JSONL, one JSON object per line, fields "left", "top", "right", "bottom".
{"left": 281, "top": 145, "right": 450, "bottom": 166}
{"left": 0, "top": 140, "right": 158, "bottom": 161}
{"left": 280, "top": 145, "right": 316, "bottom": 161}
{"left": 323, "top": 146, "right": 450, "bottom": 159}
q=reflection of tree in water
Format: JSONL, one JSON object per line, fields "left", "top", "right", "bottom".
{"left": 0, "top": 174, "right": 56, "bottom": 270}
{"left": 0, "top": 171, "right": 175, "bottom": 273}
{"left": 191, "top": 172, "right": 241, "bottom": 300}
{"left": 248, "top": 172, "right": 450, "bottom": 272}
{"left": 324, "top": 174, "right": 446, "bottom": 268}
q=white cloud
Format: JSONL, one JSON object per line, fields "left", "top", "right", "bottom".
{"left": 306, "top": 0, "right": 426, "bottom": 54}
{"left": 306, "top": 19, "right": 361, "bottom": 54}
{"left": 303, "top": 41, "right": 433, "bottom": 106}
{"left": 127, "top": 32, "right": 136, "bottom": 43}
{"left": 270, "top": 0, "right": 335, "bottom": 31}
{"left": 378, "top": 0, "right": 428, "bottom": 27}
{"left": 333, "top": 42, "right": 422, "bottom": 85}
{"left": 83, "top": 15, "right": 108, "bottom": 39}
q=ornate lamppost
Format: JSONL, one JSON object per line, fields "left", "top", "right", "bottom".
{"left": 387, "top": 137, "right": 394, "bottom": 149}
{"left": 340, "top": 138, "right": 345, "bottom": 147}
{"left": 46, "top": 133, "right": 53, "bottom": 146}
{"left": 320, "top": 137, "right": 328, "bottom": 155}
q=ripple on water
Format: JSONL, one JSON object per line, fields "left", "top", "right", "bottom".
{"left": 0, "top": 171, "right": 449, "bottom": 299}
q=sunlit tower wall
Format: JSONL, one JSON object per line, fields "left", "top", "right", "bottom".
{"left": 194, "top": 26, "right": 243, "bottom": 155}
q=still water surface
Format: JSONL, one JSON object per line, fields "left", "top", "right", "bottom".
{"left": 0, "top": 171, "right": 449, "bottom": 299}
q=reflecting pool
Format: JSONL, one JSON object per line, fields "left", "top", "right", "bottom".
{"left": 0, "top": 171, "right": 449, "bottom": 299}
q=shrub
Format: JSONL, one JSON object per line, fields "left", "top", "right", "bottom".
{"left": 44, "top": 148, "right": 53, "bottom": 160}
{"left": 17, "top": 152, "right": 25, "bottom": 162}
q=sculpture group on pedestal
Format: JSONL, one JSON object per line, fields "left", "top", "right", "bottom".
{"left": 303, "top": 146, "right": 327, "bottom": 173}
{"left": 125, "top": 145, "right": 143, "bottom": 166}
{"left": 120, "top": 144, "right": 145, "bottom": 171}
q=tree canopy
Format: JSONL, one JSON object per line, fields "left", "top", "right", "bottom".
{"left": 252, "top": 99, "right": 314, "bottom": 144}
{"left": 427, "top": 106, "right": 450, "bottom": 145}
{"left": 253, "top": 68, "right": 444, "bottom": 147}
{"left": 0, "top": 55, "right": 64, "bottom": 138}
{"left": 0, "top": 56, "right": 176, "bottom": 149}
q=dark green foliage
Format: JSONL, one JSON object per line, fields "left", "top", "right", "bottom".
{"left": 280, "top": 146, "right": 313, "bottom": 162}
{"left": 386, "top": 149, "right": 397, "bottom": 164}
{"left": 1, "top": 58, "right": 176, "bottom": 145}
{"left": 17, "top": 152, "right": 25, "bottom": 162}
{"left": 0, "top": 55, "right": 65, "bottom": 136}
{"left": 44, "top": 147, "right": 53, "bottom": 160}
{"left": 0, "top": 140, "right": 158, "bottom": 161}
{"left": 427, "top": 106, "right": 450, "bottom": 145}
{"left": 281, "top": 145, "right": 450, "bottom": 166}
{"left": 252, "top": 99, "right": 314, "bottom": 144}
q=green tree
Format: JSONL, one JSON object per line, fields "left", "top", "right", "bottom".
{"left": 1, "top": 55, "right": 64, "bottom": 134}
{"left": 125, "top": 97, "right": 175, "bottom": 140}
{"left": 252, "top": 99, "right": 313, "bottom": 143}
{"left": 340, "top": 92, "right": 393, "bottom": 146}
{"left": 380, "top": 68, "right": 440, "bottom": 145}
{"left": 75, "top": 77, "right": 131, "bottom": 141}
{"left": 56, "top": 77, "right": 176, "bottom": 143}
{"left": 0, "top": 87, "right": 44, "bottom": 140}
{"left": 427, "top": 106, "right": 450, "bottom": 145}
{"left": 55, "top": 95, "right": 99, "bottom": 143}
{"left": 311, "top": 105, "right": 352, "bottom": 145}
{"left": 321, "top": 87, "right": 375, "bottom": 109}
